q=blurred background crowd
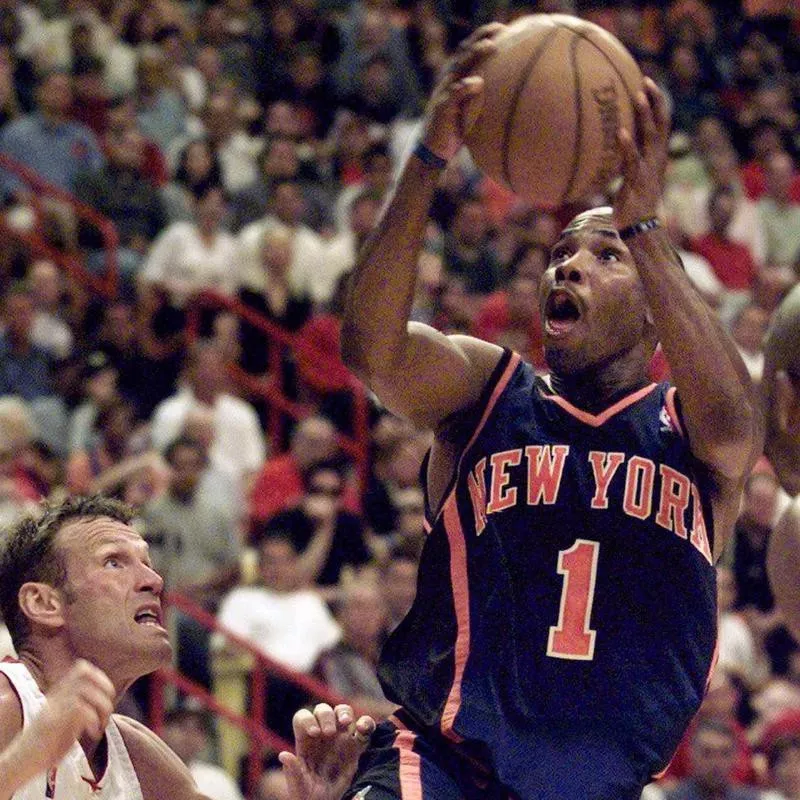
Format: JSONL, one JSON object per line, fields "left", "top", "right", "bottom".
{"left": 0, "top": 0, "right": 798, "bottom": 797}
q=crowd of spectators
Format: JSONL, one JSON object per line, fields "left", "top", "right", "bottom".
{"left": 0, "top": 0, "right": 799, "bottom": 797}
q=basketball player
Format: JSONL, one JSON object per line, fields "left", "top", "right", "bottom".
{"left": 0, "top": 496, "right": 214, "bottom": 799}
{"left": 763, "top": 285, "right": 800, "bottom": 640}
{"left": 282, "top": 21, "right": 763, "bottom": 800}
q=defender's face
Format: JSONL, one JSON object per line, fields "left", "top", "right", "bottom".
{"left": 539, "top": 216, "right": 650, "bottom": 375}
{"left": 56, "top": 518, "right": 171, "bottom": 681}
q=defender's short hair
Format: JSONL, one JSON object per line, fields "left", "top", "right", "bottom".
{"left": 0, "top": 496, "right": 134, "bottom": 649}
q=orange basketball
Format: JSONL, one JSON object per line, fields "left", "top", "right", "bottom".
{"left": 463, "top": 14, "right": 644, "bottom": 209}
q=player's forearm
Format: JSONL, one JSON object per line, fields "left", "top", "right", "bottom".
{"left": 628, "top": 227, "right": 763, "bottom": 479}
{"left": 341, "top": 153, "right": 442, "bottom": 381}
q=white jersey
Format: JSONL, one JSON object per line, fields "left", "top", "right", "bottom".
{"left": 0, "top": 661, "right": 144, "bottom": 800}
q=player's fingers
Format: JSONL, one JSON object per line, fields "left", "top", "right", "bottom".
{"left": 333, "top": 704, "right": 354, "bottom": 730}
{"left": 69, "top": 661, "right": 116, "bottom": 704}
{"left": 277, "top": 752, "right": 307, "bottom": 799}
{"left": 452, "top": 75, "right": 484, "bottom": 97}
{"left": 459, "top": 21, "right": 505, "bottom": 49}
{"left": 74, "top": 700, "right": 107, "bottom": 741}
{"left": 312, "top": 702, "right": 338, "bottom": 736}
{"left": 617, "top": 127, "right": 639, "bottom": 181}
{"left": 353, "top": 714, "right": 376, "bottom": 747}
{"left": 634, "top": 90, "right": 657, "bottom": 153}
{"left": 292, "top": 708, "right": 321, "bottom": 743}
{"left": 644, "top": 77, "right": 670, "bottom": 137}
{"left": 452, "top": 37, "right": 497, "bottom": 76}
{"left": 76, "top": 684, "right": 114, "bottom": 723}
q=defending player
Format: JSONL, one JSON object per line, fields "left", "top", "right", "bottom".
{"left": 287, "top": 22, "right": 763, "bottom": 800}
{"left": 763, "top": 285, "right": 800, "bottom": 640}
{"left": 0, "top": 496, "right": 211, "bottom": 800}
{"left": 0, "top": 495, "right": 373, "bottom": 800}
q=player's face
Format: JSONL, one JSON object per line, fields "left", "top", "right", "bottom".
{"left": 539, "top": 214, "right": 650, "bottom": 375}
{"left": 56, "top": 517, "right": 171, "bottom": 682}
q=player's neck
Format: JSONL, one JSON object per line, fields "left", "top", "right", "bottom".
{"left": 17, "top": 646, "right": 125, "bottom": 702}
{"left": 549, "top": 359, "right": 650, "bottom": 413}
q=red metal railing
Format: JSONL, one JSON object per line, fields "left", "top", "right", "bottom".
{"left": 185, "top": 290, "right": 371, "bottom": 497}
{"left": 0, "top": 156, "right": 372, "bottom": 791}
{"left": 0, "top": 153, "right": 119, "bottom": 297}
{"left": 0, "top": 155, "right": 371, "bottom": 495}
{"left": 152, "top": 591, "right": 350, "bottom": 796}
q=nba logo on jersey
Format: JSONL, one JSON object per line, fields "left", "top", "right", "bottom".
{"left": 659, "top": 404, "right": 675, "bottom": 434}
{"left": 45, "top": 767, "right": 57, "bottom": 798}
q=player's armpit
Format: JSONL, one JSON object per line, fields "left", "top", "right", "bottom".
{"left": 114, "top": 715, "right": 211, "bottom": 800}
{"left": 366, "top": 327, "right": 504, "bottom": 430}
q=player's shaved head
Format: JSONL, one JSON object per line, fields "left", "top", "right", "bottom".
{"left": 563, "top": 206, "right": 615, "bottom": 234}
{"left": 764, "top": 284, "right": 800, "bottom": 380}
{"left": 763, "top": 284, "right": 800, "bottom": 494}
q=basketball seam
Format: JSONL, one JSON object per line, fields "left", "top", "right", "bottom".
{"left": 552, "top": 22, "right": 639, "bottom": 109}
{"left": 561, "top": 35, "right": 583, "bottom": 206}
{"left": 501, "top": 25, "right": 561, "bottom": 192}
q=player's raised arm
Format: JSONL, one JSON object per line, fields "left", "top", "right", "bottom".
{"left": 115, "top": 715, "right": 213, "bottom": 800}
{"left": 342, "top": 24, "right": 505, "bottom": 430}
{"left": 614, "top": 78, "right": 764, "bottom": 553}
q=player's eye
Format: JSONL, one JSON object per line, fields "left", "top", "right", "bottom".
{"left": 598, "top": 248, "right": 620, "bottom": 262}
{"left": 104, "top": 556, "right": 122, "bottom": 568}
{"left": 550, "top": 246, "right": 571, "bottom": 262}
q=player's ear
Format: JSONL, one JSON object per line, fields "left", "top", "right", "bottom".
{"left": 775, "top": 371, "right": 800, "bottom": 438}
{"left": 18, "top": 582, "right": 67, "bottom": 632}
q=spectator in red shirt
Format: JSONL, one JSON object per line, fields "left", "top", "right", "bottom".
{"left": 740, "top": 120, "right": 800, "bottom": 203}
{"left": 690, "top": 186, "right": 758, "bottom": 292}
{"left": 472, "top": 242, "right": 547, "bottom": 369}
{"left": 249, "top": 414, "right": 358, "bottom": 529}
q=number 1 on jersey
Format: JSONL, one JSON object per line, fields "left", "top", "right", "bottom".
{"left": 547, "top": 539, "right": 600, "bottom": 660}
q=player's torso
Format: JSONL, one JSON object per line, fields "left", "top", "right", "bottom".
{"left": 0, "top": 662, "right": 144, "bottom": 800}
{"left": 379, "top": 353, "right": 718, "bottom": 798}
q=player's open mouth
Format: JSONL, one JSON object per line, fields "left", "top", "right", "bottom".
{"left": 134, "top": 607, "right": 163, "bottom": 627}
{"left": 544, "top": 289, "right": 583, "bottom": 336}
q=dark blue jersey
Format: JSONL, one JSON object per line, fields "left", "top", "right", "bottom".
{"left": 378, "top": 351, "right": 718, "bottom": 800}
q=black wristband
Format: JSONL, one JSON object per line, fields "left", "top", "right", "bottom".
{"left": 619, "top": 217, "right": 661, "bottom": 240}
{"left": 413, "top": 141, "right": 448, "bottom": 170}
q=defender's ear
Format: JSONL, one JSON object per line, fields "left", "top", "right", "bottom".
{"left": 17, "top": 582, "right": 67, "bottom": 633}
{"left": 775, "top": 370, "right": 800, "bottom": 438}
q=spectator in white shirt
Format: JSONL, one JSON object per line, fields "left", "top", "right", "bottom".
{"left": 664, "top": 145, "right": 766, "bottom": 265}
{"left": 26, "top": 259, "right": 72, "bottom": 360}
{"left": 150, "top": 340, "right": 266, "bottom": 494}
{"left": 321, "top": 189, "right": 382, "bottom": 307}
{"left": 141, "top": 181, "right": 239, "bottom": 306}
{"left": 333, "top": 141, "right": 393, "bottom": 234}
{"left": 174, "top": 91, "right": 261, "bottom": 194}
{"left": 730, "top": 303, "right": 770, "bottom": 385}
{"left": 716, "top": 565, "right": 770, "bottom": 689}
{"left": 216, "top": 533, "right": 341, "bottom": 673}
{"left": 237, "top": 179, "right": 327, "bottom": 304}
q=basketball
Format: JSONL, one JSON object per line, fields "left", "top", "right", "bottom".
{"left": 463, "top": 14, "right": 645, "bottom": 209}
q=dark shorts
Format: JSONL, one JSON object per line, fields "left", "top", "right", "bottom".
{"left": 343, "top": 711, "right": 518, "bottom": 800}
